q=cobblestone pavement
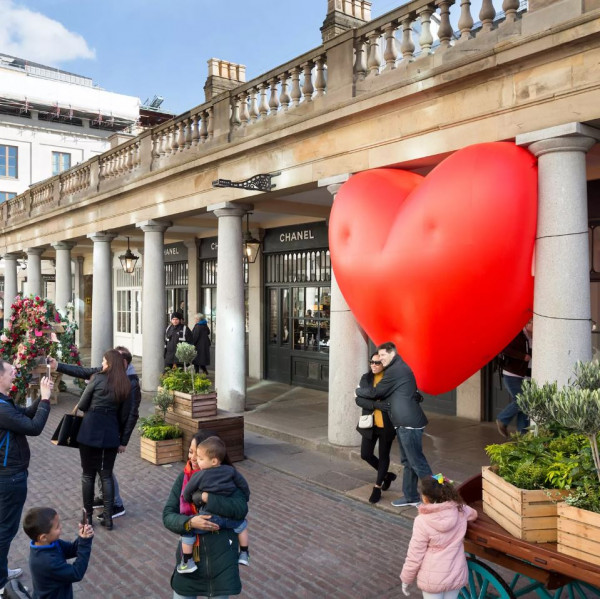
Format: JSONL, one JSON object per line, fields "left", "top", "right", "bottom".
{"left": 9, "top": 395, "right": 415, "bottom": 599}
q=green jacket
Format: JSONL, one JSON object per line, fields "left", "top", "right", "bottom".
{"left": 162, "top": 471, "right": 248, "bottom": 597}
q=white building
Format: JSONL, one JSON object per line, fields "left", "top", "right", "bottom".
{"left": 0, "top": 53, "right": 140, "bottom": 204}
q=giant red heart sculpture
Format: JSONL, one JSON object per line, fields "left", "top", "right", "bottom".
{"left": 329, "top": 142, "right": 538, "bottom": 395}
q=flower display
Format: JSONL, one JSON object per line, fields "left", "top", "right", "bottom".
{"left": 0, "top": 296, "right": 84, "bottom": 402}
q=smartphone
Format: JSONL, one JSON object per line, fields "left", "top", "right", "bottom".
{"left": 81, "top": 508, "right": 88, "bottom": 526}
{"left": 46, "top": 357, "right": 51, "bottom": 380}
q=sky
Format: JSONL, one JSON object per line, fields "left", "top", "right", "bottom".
{"left": 0, "top": 0, "right": 485, "bottom": 116}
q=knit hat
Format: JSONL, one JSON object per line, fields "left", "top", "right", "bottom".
{"left": 171, "top": 312, "right": 183, "bottom": 320}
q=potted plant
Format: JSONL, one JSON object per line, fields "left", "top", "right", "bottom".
{"left": 138, "top": 390, "right": 183, "bottom": 465}
{"left": 483, "top": 431, "right": 576, "bottom": 542}
{"left": 518, "top": 361, "right": 600, "bottom": 564}
{"left": 159, "top": 351, "right": 216, "bottom": 419}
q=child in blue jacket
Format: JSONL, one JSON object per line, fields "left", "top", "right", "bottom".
{"left": 23, "top": 507, "right": 93, "bottom": 599}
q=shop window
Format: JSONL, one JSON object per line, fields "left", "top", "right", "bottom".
{"left": 117, "top": 290, "right": 132, "bottom": 333}
{"left": 52, "top": 151, "right": 71, "bottom": 176}
{"left": 0, "top": 145, "right": 18, "bottom": 178}
{"left": 0, "top": 191, "right": 16, "bottom": 203}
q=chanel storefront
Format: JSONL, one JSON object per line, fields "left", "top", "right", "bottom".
{"left": 264, "top": 222, "right": 331, "bottom": 390}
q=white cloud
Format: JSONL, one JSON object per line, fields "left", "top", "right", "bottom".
{"left": 0, "top": 0, "right": 95, "bottom": 65}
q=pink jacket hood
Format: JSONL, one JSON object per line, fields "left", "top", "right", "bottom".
{"left": 400, "top": 501, "right": 478, "bottom": 593}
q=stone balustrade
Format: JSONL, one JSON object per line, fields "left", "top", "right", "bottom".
{"left": 353, "top": 0, "right": 523, "bottom": 80}
{"left": 151, "top": 106, "right": 214, "bottom": 160}
{"left": 4, "top": 0, "right": 581, "bottom": 233}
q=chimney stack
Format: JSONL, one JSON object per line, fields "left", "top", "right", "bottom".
{"left": 204, "top": 59, "right": 246, "bottom": 102}
{"left": 321, "top": 0, "right": 371, "bottom": 42}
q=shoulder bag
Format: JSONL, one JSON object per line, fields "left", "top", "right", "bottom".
{"left": 51, "top": 404, "right": 83, "bottom": 448}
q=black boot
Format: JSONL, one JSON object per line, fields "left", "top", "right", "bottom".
{"left": 99, "top": 470, "right": 114, "bottom": 530}
{"left": 81, "top": 473, "right": 95, "bottom": 520}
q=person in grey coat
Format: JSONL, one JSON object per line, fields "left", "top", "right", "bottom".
{"left": 191, "top": 313, "right": 211, "bottom": 375}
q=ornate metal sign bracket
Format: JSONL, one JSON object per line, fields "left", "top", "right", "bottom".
{"left": 212, "top": 171, "right": 281, "bottom": 192}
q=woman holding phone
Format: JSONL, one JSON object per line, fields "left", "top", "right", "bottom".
{"left": 75, "top": 349, "right": 131, "bottom": 530}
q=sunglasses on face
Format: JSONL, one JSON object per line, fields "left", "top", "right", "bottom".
{"left": 370, "top": 360, "right": 382, "bottom": 365}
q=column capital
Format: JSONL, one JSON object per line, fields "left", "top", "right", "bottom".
{"left": 52, "top": 241, "right": 76, "bottom": 251}
{"left": 26, "top": 247, "right": 45, "bottom": 256}
{"left": 1, "top": 252, "right": 21, "bottom": 262}
{"left": 319, "top": 173, "right": 351, "bottom": 198}
{"left": 516, "top": 122, "right": 600, "bottom": 157}
{"left": 207, "top": 202, "right": 253, "bottom": 218}
{"left": 136, "top": 220, "right": 172, "bottom": 233}
{"left": 87, "top": 232, "right": 117, "bottom": 243}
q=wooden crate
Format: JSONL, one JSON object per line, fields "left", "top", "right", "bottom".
{"left": 171, "top": 391, "right": 217, "bottom": 419}
{"left": 140, "top": 436, "right": 183, "bottom": 465}
{"left": 482, "top": 466, "right": 569, "bottom": 543}
{"left": 557, "top": 503, "right": 600, "bottom": 566}
{"left": 165, "top": 409, "right": 244, "bottom": 463}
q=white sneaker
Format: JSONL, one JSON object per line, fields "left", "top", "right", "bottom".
{"left": 7, "top": 568, "right": 22, "bottom": 580}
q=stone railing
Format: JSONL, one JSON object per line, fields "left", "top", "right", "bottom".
{"left": 99, "top": 139, "right": 142, "bottom": 179}
{"left": 30, "top": 179, "right": 56, "bottom": 214}
{"left": 151, "top": 106, "right": 214, "bottom": 160}
{"left": 9, "top": 0, "right": 592, "bottom": 233}
{"left": 229, "top": 48, "right": 328, "bottom": 127}
{"left": 353, "top": 0, "right": 523, "bottom": 80}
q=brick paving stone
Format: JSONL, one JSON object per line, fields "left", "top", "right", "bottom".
{"left": 10, "top": 395, "right": 417, "bottom": 598}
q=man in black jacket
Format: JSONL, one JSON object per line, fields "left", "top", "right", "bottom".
{"left": 0, "top": 361, "right": 52, "bottom": 594}
{"left": 355, "top": 342, "right": 432, "bottom": 507}
{"left": 48, "top": 346, "right": 141, "bottom": 519}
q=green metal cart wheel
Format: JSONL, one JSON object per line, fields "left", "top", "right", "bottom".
{"left": 459, "top": 557, "right": 517, "bottom": 599}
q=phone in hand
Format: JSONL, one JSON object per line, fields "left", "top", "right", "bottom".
{"left": 81, "top": 508, "right": 88, "bottom": 527}
{"left": 46, "top": 357, "right": 51, "bottom": 379}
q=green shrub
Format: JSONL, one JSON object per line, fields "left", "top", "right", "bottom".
{"left": 141, "top": 424, "right": 182, "bottom": 441}
{"left": 565, "top": 481, "right": 600, "bottom": 514}
{"left": 160, "top": 368, "right": 212, "bottom": 394}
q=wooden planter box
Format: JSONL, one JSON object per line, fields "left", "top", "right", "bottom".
{"left": 29, "top": 372, "right": 63, "bottom": 405}
{"left": 159, "top": 387, "right": 217, "bottom": 419}
{"left": 557, "top": 503, "right": 600, "bottom": 566}
{"left": 482, "top": 466, "right": 569, "bottom": 543}
{"left": 140, "top": 436, "right": 183, "bottom": 465}
{"left": 165, "top": 409, "right": 244, "bottom": 463}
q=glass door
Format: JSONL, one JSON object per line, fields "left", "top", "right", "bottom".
{"left": 265, "top": 288, "right": 291, "bottom": 383}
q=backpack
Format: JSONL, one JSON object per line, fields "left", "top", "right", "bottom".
{"left": 3, "top": 580, "right": 33, "bottom": 599}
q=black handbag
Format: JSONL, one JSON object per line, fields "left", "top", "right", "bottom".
{"left": 51, "top": 405, "right": 83, "bottom": 448}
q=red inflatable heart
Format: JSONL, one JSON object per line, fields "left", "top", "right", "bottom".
{"left": 329, "top": 142, "right": 538, "bottom": 395}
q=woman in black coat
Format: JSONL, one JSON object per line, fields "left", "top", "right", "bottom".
{"left": 355, "top": 352, "right": 397, "bottom": 504}
{"left": 76, "top": 349, "right": 131, "bottom": 530}
{"left": 191, "top": 313, "right": 211, "bottom": 375}
{"left": 165, "top": 312, "right": 193, "bottom": 368}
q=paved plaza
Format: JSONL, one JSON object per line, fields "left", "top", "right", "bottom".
{"left": 9, "top": 393, "right": 419, "bottom": 599}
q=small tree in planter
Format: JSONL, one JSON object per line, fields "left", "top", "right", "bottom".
{"left": 138, "top": 390, "right": 183, "bottom": 465}
{"left": 175, "top": 342, "right": 198, "bottom": 393}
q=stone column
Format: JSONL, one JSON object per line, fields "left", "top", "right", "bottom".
{"left": 517, "top": 123, "right": 600, "bottom": 387}
{"left": 52, "top": 242, "right": 75, "bottom": 314}
{"left": 247, "top": 240, "right": 264, "bottom": 380}
{"left": 208, "top": 202, "right": 250, "bottom": 412}
{"left": 321, "top": 176, "right": 369, "bottom": 446}
{"left": 75, "top": 256, "right": 86, "bottom": 347}
{"left": 2, "top": 254, "right": 19, "bottom": 311}
{"left": 26, "top": 248, "right": 44, "bottom": 298}
{"left": 184, "top": 240, "right": 199, "bottom": 325}
{"left": 87, "top": 232, "right": 116, "bottom": 366}
{"left": 137, "top": 220, "right": 171, "bottom": 392}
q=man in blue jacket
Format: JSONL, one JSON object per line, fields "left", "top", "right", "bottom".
{"left": 0, "top": 361, "right": 52, "bottom": 595}
{"left": 48, "top": 346, "right": 141, "bottom": 520}
{"left": 355, "top": 342, "right": 432, "bottom": 507}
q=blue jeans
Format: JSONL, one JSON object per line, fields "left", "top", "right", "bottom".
{"left": 498, "top": 375, "right": 530, "bottom": 433}
{"left": 0, "top": 471, "right": 28, "bottom": 588}
{"left": 396, "top": 427, "right": 432, "bottom": 502}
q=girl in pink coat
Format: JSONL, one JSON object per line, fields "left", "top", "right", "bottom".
{"left": 400, "top": 474, "right": 477, "bottom": 599}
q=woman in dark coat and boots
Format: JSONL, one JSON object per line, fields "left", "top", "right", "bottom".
{"left": 191, "top": 313, "right": 211, "bottom": 375}
{"left": 355, "top": 352, "right": 397, "bottom": 504}
{"left": 165, "top": 312, "right": 193, "bottom": 368}
{"left": 77, "top": 349, "right": 131, "bottom": 530}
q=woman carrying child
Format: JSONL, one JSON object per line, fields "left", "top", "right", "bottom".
{"left": 163, "top": 432, "right": 248, "bottom": 599}
{"left": 400, "top": 474, "right": 477, "bottom": 599}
